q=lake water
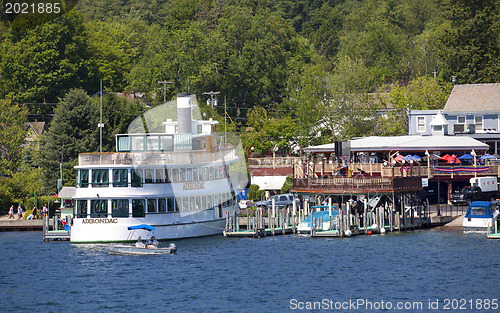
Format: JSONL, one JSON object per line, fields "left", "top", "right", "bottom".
{"left": 1, "top": 228, "right": 499, "bottom": 312}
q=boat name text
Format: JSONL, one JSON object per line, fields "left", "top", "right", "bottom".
{"left": 183, "top": 182, "right": 205, "bottom": 190}
{"left": 82, "top": 218, "right": 118, "bottom": 224}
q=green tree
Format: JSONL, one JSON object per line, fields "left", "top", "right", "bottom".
{"left": 41, "top": 89, "right": 99, "bottom": 190}
{"left": 377, "top": 76, "right": 452, "bottom": 135}
{"left": 438, "top": 0, "right": 500, "bottom": 83}
{"left": 0, "top": 11, "right": 98, "bottom": 110}
{"left": 0, "top": 99, "right": 28, "bottom": 176}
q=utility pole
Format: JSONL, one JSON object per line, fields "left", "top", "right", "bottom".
{"left": 203, "top": 91, "right": 220, "bottom": 108}
{"left": 158, "top": 80, "right": 174, "bottom": 104}
{"left": 99, "top": 79, "right": 104, "bottom": 154}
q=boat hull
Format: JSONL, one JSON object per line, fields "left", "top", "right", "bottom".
{"left": 70, "top": 213, "right": 230, "bottom": 243}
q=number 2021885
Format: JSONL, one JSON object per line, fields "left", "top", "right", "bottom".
{"left": 4, "top": 2, "right": 61, "bottom": 14}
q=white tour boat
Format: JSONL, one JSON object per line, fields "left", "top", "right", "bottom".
{"left": 462, "top": 201, "right": 500, "bottom": 232}
{"left": 70, "top": 93, "right": 245, "bottom": 243}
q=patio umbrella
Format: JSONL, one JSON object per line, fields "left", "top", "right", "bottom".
{"left": 458, "top": 153, "right": 474, "bottom": 160}
{"left": 448, "top": 154, "right": 460, "bottom": 164}
{"left": 412, "top": 155, "right": 422, "bottom": 162}
{"left": 439, "top": 154, "right": 452, "bottom": 162}
{"left": 479, "top": 154, "right": 496, "bottom": 160}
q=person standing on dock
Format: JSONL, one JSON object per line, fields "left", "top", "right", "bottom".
{"left": 32, "top": 206, "right": 37, "bottom": 220}
{"left": 17, "top": 205, "right": 23, "bottom": 220}
{"left": 42, "top": 205, "right": 48, "bottom": 218}
{"left": 8, "top": 205, "right": 14, "bottom": 219}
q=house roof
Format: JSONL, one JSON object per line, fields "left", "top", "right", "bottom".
{"left": 349, "top": 135, "right": 489, "bottom": 152}
{"left": 443, "top": 83, "right": 500, "bottom": 113}
{"left": 304, "top": 135, "right": 489, "bottom": 154}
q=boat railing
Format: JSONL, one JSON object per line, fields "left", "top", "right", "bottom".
{"left": 78, "top": 148, "right": 237, "bottom": 166}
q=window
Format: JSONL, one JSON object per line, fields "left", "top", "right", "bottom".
{"left": 207, "top": 195, "right": 213, "bottom": 210}
{"left": 92, "top": 169, "right": 109, "bottom": 187}
{"left": 185, "top": 168, "right": 193, "bottom": 182}
{"left": 155, "top": 169, "right": 165, "bottom": 183}
{"left": 475, "top": 116, "right": 483, "bottom": 131}
{"left": 117, "top": 136, "right": 131, "bottom": 152}
{"left": 79, "top": 169, "right": 89, "bottom": 188}
{"left": 132, "top": 199, "right": 145, "bottom": 217}
{"left": 197, "top": 124, "right": 202, "bottom": 134}
{"left": 167, "top": 197, "right": 176, "bottom": 212}
{"left": 182, "top": 197, "right": 189, "bottom": 211}
{"left": 434, "top": 125, "right": 442, "bottom": 132}
{"left": 147, "top": 136, "right": 159, "bottom": 151}
{"left": 145, "top": 169, "right": 154, "bottom": 183}
{"left": 113, "top": 169, "right": 128, "bottom": 187}
{"left": 131, "top": 169, "right": 143, "bottom": 187}
{"left": 131, "top": 136, "right": 144, "bottom": 151}
{"left": 160, "top": 136, "right": 173, "bottom": 151}
{"left": 76, "top": 200, "right": 88, "bottom": 218}
{"left": 417, "top": 116, "right": 425, "bottom": 132}
{"left": 189, "top": 197, "right": 195, "bottom": 211}
{"left": 196, "top": 197, "right": 202, "bottom": 210}
{"left": 193, "top": 168, "right": 199, "bottom": 181}
{"left": 147, "top": 199, "right": 157, "bottom": 213}
{"left": 158, "top": 199, "right": 166, "bottom": 212}
{"left": 91, "top": 199, "right": 108, "bottom": 218}
{"left": 112, "top": 199, "right": 129, "bottom": 217}
{"left": 457, "top": 116, "right": 466, "bottom": 124}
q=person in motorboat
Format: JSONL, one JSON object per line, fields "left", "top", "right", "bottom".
{"left": 146, "top": 236, "right": 158, "bottom": 249}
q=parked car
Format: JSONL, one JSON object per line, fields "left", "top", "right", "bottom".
{"left": 254, "top": 193, "right": 301, "bottom": 210}
{"left": 451, "top": 177, "right": 500, "bottom": 205}
{"left": 417, "top": 188, "right": 448, "bottom": 204}
{"left": 238, "top": 200, "right": 252, "bottom": 209}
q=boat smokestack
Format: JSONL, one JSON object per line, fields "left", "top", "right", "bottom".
{"left": 177, "top": 92, "right": 193, "bottom": 134}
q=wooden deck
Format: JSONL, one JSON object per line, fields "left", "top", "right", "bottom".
{"left": 292, "top": 176, "right": 422, "bottom": 194}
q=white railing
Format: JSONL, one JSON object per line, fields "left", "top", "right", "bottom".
{"left": 78, "top": 147, "right": 237, "bottom": 166}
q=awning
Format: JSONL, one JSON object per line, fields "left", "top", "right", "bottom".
{"left": 127, "top": 224, "right": 155, "bottom": 231}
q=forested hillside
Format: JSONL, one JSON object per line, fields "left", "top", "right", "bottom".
{"left": 1, "top": 0, "right": 499, "bottom": 192}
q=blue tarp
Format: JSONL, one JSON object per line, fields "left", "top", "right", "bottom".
{"left": 300, "top": 209, "right": 339, "bottom": 227}
{"left": 465, "top": 201, "right": 494, "bottom": 218}
{"left": 237, "top": 189, "right": 249, "bottom": 200}
{"left": 127, "top": 224, "right": 155, "bottom": 231}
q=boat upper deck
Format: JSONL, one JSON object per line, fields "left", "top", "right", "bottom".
{"left": 78, "top": 146, "right": 237, "bottom": 167}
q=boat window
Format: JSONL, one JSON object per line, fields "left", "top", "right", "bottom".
{"left": 147, "top": 136, "right": 159, "bottom": 151}
{"left": 91, "top": 199, "right": 108, "bottom": 218}
{"left": 185, "top": 168, "right": 193, "bottom": 182}
{"left": 147, "top": 199, "right": 157, "bottom": 213}
{"left": 166, "top": 168, "right": 172, "bottom": 183}
{"left": 132, "top": 199, "right": 145, "bottom": 217}
{"left": 214, "top": 194, "right": 221, "bottom": 208}
{"left": 189, "top": 197, "right": 196, "bottom": 211}
{"left": 470, "top": 207, "right": 485, "bottom": 216}
{"left": 79, "top": 169, "right": 89, "bottom": 188}
{"left": 131, "top": 136, "right": 144, "bottom": 151}
{"left": 160, "top": 135, "right": 173, "bottom": 151}
{"left": 145, "top": 169, "right": 154, "bottom": 183}
{"left": 179, "top": 168, "right": 186, "bottom": 182}
{"left": 131, "top": 169, "right": 143, "bottom": 187}
{"left": 182, "top": 197, "right": 189, "bottom": 211}
{"left": 172, "top": 168, "right": 180, "bottom": 183}
{"left": 155, "top": 169, "right": 164, "bottom": 183}
{"left": 117, "top": 136, "right": 131, "bottom": 152}
{"left": 112, "top": 199, "right": 129, "bottom": 217}
{"left": 207, "top": 195, "right": 213, "bottom": 210}
{"left": 92, "top": 169, "right": 109, "bottom": 187}
{"left": 158, "top": 199, "right": 166, "bottom": 212}
{"left": 113, "top": 169, "right": 128, "bottom": 187}
{"left": 76, "top": 200, "right": 88, "bottom": 218}
{"left": 209, "top": 167, "right": 215, "bottom": 180}
{"left": 192, "top": 168, "right": 199, "bottom": 181}
{"left": 167, "top": 197, "right": 176, "bottom": 212}
{"left": 202, "top": 196, "right": 207, "bottom": 210}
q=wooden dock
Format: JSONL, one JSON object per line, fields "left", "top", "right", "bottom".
{"left": 224, "top": 208, "right": 297, "bottom": 238}
{"left": 42, "top": 216, "right": 70, "bottom": 241}
{"left": 487, "top": 219, "right": 500, "bottom": 239}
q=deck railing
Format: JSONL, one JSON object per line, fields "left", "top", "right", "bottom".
{"left": 292, "top": 176, "right": 422, "bottom": 193}
{"left": 78, "top": 148, "right": 237, "bottom": 166}
{"left": 294, "top": 162, "right": 500, "bottom": 178}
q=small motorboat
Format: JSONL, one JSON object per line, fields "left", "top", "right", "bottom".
{"left": 104, "top": 242, "right": 177, "bottom": 255}
{"left": 463, "top": 201, "right": 500, "bottom": 232}
{"left": 103, "top": 224, "right": 177, "bottom": 255}
{"left": 297, "top": 206, "right": 339, "bottom": 233}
